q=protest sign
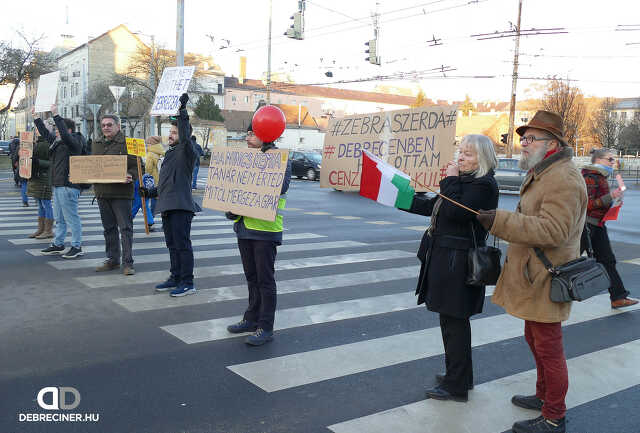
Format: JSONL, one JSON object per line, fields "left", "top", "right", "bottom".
{"left": 126, "top": 137, "right": 146, "bottom": 157}
{"left": 18, "top": 131, "right": 34, "bottom": 179}
{"left": 150, "top": 66, "right": 195, "bottom": 115}
{"left": 320, "top": 105, "right": 458, "bottom": 192}
{"left": 35, "top": 71, "right": 60, "bottom": 113}
{"left": 69, "top": 155, "right": 128, "bottom": 184}
{"left": 203, "top": 147, "right": 289, "bottom": 221}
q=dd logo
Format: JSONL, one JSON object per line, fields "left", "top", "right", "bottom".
{"left": 37, "top": 387, "right": 81, "bottom": 410}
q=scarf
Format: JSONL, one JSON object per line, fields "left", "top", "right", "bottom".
{"left": 593, "top": 163, "right": 614, "bottom": 177}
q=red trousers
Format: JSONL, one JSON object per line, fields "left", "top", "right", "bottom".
{"left": 524, "top": 320, "right": 568, "bottom": 420}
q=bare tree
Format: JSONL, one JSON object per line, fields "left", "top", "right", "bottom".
{"left": 0, "top": 32, "right": 56, "bottom": 114}
{"left": 540, "top": 78, "right": 585, "bottom": 147}
{"left": 591, "top": 98, "right": 622, "bottom": 149}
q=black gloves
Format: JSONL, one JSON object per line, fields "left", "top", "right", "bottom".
{"left": 477, "top": 209, "right": 496, "bottom": 230}
{"left": 225, "top": 211, "right": 238, "bottom": 220}
{"left": 139, "top": 186, "right": 158, "bottom": 198}
{"left": 179, "top": 93, "right": 189, "bottom": 110}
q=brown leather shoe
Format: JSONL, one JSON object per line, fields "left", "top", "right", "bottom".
{"left": 123, "top": 266, "right": 135, "bottom": 276}
{"left": 611, "top": 298, "right": 639, "bottom": 309}
{"left": 95, "top": 260, "right": 120, "bottom": 272}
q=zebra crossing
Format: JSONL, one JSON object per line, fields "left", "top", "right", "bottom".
{"left": 1, "top": 194, "right": 640, "bottom": 432}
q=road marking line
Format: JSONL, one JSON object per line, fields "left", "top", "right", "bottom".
{"left": 333, "top": 216, "right": 362, "bottom": 220}
{"left": 366, "top": 221, "right": 397, "bottom": 225}
{"left": 76, "top": 250, "right": 415, "bottom": 289}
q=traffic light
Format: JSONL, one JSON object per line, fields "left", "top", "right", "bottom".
{"left": 365, "top": 39, "right": 380, "bottom": 65}
{"left": 285, "top": 2, "right": 306, "bottom": 40}
{"left": 500, "top": 133, "right": 508, "bottom": 145}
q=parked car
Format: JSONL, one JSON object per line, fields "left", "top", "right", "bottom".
{"left": 0, "top": 140, "right": 10, "bottom": 155}
{"left": 290, "top": 151, "right": 321, "bottom": 181}
{"left": 495, "top": 158, "right": 526, "bottom": 191}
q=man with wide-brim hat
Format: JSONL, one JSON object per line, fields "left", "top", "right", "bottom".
{"left": 475, "top": 110, "right": 587, "bottom": 433}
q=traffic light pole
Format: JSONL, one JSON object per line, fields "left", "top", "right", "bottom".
{"left": 506, "top": 0, "right": 522, "bottom": 158}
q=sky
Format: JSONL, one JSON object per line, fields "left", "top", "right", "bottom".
{"left": 2, "top": 0, "right": 640, "bottom": 106}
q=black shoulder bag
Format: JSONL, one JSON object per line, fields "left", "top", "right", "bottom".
{"left": 466, "top": 223, "right": 502, "bottom": 286}
{"left": 533, "top": 225, "right": 610, "bottom": 302}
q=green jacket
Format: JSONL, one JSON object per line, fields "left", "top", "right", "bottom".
{"left": 27, "top": 136, "right": 52, "bottom": 200}
{"left": 92, "top": 130, "right": 138, "bottom": 199}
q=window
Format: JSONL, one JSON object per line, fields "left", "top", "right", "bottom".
{"left": 63, "top": 87, "right": 67, "bottom": 99}
{"left": 217, "top": 84, "right": 222, "bottom": 94}
{"left": 75, "top": 105, "right": 79, "bottom": 117}
{"left": 63, "top": 107, "right": 68, "bottom": 117}
{"left": 244, "top": 96, "right": 249, "bottom": 103}
{"left": 232, "top": 95, "right": 236, "bottom": 102}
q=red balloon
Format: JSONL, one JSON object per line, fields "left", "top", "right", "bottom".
{"left": 252, "top": 105, "right": 286, "bottom": 143}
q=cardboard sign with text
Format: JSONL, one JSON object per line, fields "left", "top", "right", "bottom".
{"left": 69, "top": 155, "right": 128, "bottom": 184}
{"left": 18, "top": 131, "right": 34, "bottom": 179}
{"left": 150, "top": 66, "right": 195, "bottom": 116}
{"left": 35, "top": 71, "right": 60, "bottom": 113}
{"left": 320, "top": 105, "right": 458, "bottom": 191}
{"left": 203, "top": 147, "right": 289, "bottom": 221}
{"left": 126, "top": 137, "right": 146, "bottom": 157}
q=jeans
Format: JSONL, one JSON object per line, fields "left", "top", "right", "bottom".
{"left": 98, "top": 198, "right": 134, "bottom": 266}
{"left": 20, "top": 180, "right": 28, "bottom": 204}
{"left": 37, "top": 199, "right": 53, "bottom": 219}
{"left": 238, "top": 239, "right": 278, "bottom": 331}
{"left": 525, "top": 320, "right": 568, "bottom": 420}
{"left": 581, "top": 223, "right": 629, "bottom": 301}
{"left": 53, "top": 186, "right": 82, "bottom": 248}
{"left": 192, "top": 163, "right": 200, "bottom": 189}
{"left": 131, "top": 181, "right": 155, "bottom": 225}
{"left": 162, "top": 210, "right": 194, "bottom": 286}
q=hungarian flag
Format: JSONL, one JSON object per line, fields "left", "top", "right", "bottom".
{"left": 360, "top": 150, "right": 415, "bottom": 210}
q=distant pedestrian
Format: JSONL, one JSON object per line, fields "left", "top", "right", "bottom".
{"left": 191, "top": 135, "right": 203, "bottom": 189}
{"left": 140, "top": 93, "right": 202, "bottom": 297}
{"left": 9, "top": 137, "right": 28, "bottom": 205}
{"left": 27, "top": 126, "right": 54, "bottom": 239}
{"left": 144, "top": 135, "right": 165, "bottom": 216}
{"left": 478, "top": 111, "right": 587, "bottom": 433}
{"left": 34, "top": 105, "right": 84, "bottom": 259}
{"left": 92, "top": 114, "right": 138, "bottom": 276}
{"left": 581, "top": 148, "right": 638, "bottom": 309}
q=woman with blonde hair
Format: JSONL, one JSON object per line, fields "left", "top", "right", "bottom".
{"left": 403, "top": 134, "right": 499, "bottom": 402}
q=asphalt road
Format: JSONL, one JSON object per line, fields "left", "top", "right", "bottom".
{"left": 0, "top": 168, "right": 639, "bottom": 433}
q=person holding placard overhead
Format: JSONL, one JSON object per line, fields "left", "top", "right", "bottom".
{"left": 140, "top": 93, "right": 202, "bottom": 297}
{"left": 34, "top": 105, "right": 84, "bottom": 259}
{"left": 225, "top": 117, "right": 292, "bottom": 347}
{"left": 92, "top": 114, "right": 137, "bottom": 276}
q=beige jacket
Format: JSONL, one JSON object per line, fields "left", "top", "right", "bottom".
{"left": 490, "top": 147, "right": 587, "bottom": 322}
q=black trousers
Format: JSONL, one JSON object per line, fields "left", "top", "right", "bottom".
{"left": 581, "top": 223, "right": 629, "bottom": 301}
{"left": 162, "top": 210, "right": 194, "bottom": 286}
{"left": 238, "top": 239, "right": 278, "bottom": 331}
{"left": 439, "top": 313, "right": 473, "bottom": 395}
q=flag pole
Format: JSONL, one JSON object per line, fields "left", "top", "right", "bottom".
{"left": 410, "top": 177, "right": 480, "bottom": 215}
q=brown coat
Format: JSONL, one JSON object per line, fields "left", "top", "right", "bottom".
{"left": 490, "top": 147, "right": 587, "bottom": 323}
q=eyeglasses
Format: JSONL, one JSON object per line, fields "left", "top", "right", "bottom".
{"left": 246, "top": 131, "right": 255, "bottom": 136}
{"left": 519, "top": 135, "right": 552, "bottom": 145}
{"left": 606, "top": 157, "right": 616, "bottom": 163}
{"left": 101, "top": 123, "right": 114, "bottom": 128}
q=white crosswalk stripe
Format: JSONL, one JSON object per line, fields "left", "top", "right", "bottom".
{"left": 328, "top": 339, "right": 640, "bottom": 433}
{"left": 76, "top": 250, "right": 415, "bottom": 288}
{"left": 0, "top": 214, "right": 224, "bottom": 228}
{"left": 226, "top": 294, "right": 640, "bottom": 392}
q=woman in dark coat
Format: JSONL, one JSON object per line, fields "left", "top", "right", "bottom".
{"left": 27, "top": 125, "right": 54, "bottom": 238}
{"left": 404, "top": 134, "right": 499, "bottom": 402}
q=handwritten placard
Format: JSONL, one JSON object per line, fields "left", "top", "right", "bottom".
{"left": 126, "top": 137, "right": 146, "bottom": 157}
{"left": 203, "top": 147, "right": 289, "bottom": 221}
{"left": 35, "top": 71, "right": 60, "bottom": 113}
{"left": 320, "top": 105, "right": 458, "bottom": 191}
{"left": 150, "top": 66, "right": 195, "bottom": 115}
{"left": 20, "top": 131, "right": 34, "bottom": 144}
{"left": 69, "top": 155, "right": 128, "bottom": 184}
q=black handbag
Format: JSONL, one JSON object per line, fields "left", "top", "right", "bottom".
{"left": 466, "top": 223, "right": 502, "bottom": 286}
{"left": 533, "top": 225, "right": 611, "bottom": 302}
